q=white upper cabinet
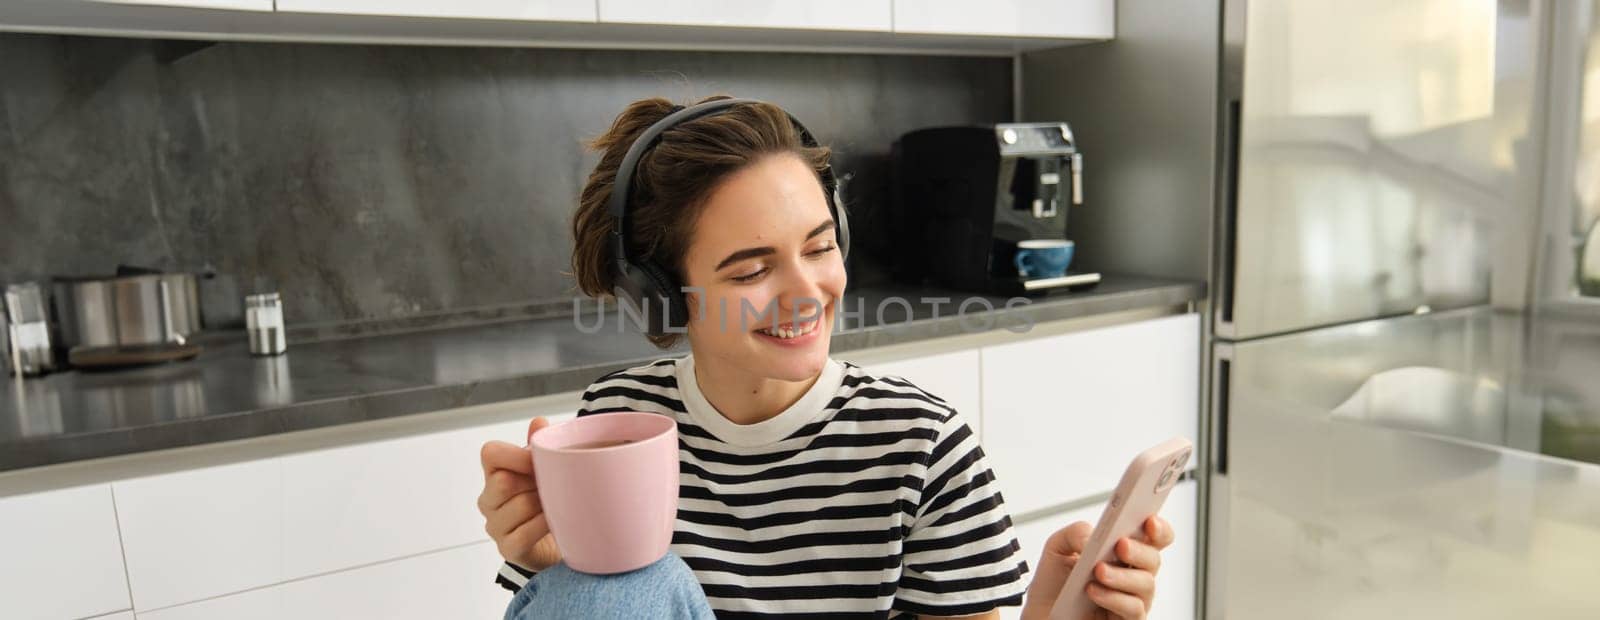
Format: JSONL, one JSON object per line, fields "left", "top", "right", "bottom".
{"left": 92, "top": 0, "right": 272, "bottom": 11}
{"left": 4, "top": 0, "right": 1111, "bottom": 53}
{"left": 598, "top": 0, "right": 891, "bottom": 32}
{"left": 892, "top": 0, "right": 1114, "bottom": 39}
{"left": 274, "top": 0, "right": 598, "bottom": 22}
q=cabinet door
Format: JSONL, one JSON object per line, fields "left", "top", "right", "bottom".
{"left": 871, "top": 349, "right": 983, "bottom": 439}
{"left": 278, "top": 416, "right": 554, "bottom": 579}
{"left": 1147, "top": 480, "right": 1197, "bottom": 620}
{"left": 0, "top": 485, "right": 133, "bottom": 619}
{"left": 892, "top": 0, "right": 1113, "bottom": 39}
{"left": 137, "top": 542, "right": 510, "bottom": 620}
{"left": 92, "top": 0, "right": 273, "bottom": 10}
{"left": 598, "top": 0, "right": 891, "bottom": 32}
{"left": 981, "top": 314, "right": 1199, "bottom": 517}
{"left": 115, "top": 413, "right": 571, "bottom": 611}
{"left": 115, "top": 457, "right": 285, "bottom": 612}
{"left": 274, "top": 0, "right": 597, "bottom": 22}
{"left": 1005, "top": 480, "right": 1197, "bottom": 620}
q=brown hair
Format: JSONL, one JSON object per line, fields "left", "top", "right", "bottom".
{"left": 571, "top": 95, "right": 832, "bottom": 349}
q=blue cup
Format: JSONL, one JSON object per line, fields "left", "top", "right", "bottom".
{"left": 1014, "top": 239, "right": 1075, "bottom": 278}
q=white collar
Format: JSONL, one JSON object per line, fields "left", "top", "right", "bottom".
{"left": 675, "top": 354, "right": 844, "bottom": 447}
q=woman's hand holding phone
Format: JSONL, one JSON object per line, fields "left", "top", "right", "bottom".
{"left": 1021, "top": 516, "right": 1174, "bottom": 620}
{"left": 1021, "top": 436, "right": 1190, "bottom": 619}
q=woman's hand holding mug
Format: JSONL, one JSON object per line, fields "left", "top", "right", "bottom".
{"left": 478, "top": 417, "right": 563, "bottom": 572}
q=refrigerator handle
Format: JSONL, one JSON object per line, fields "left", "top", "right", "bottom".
{"left": 1216, "top": 98, "right": 1241, "bottom": 337}
{"left": 1211, "top": 349, "right": 1233, "bottom": 476}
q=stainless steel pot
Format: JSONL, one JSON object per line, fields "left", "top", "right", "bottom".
{"left": 53, "top": 272, "right": 203, "bottom": 352}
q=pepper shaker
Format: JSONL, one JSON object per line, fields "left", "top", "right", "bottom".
{"left": 245, "top": 292, "right": 287, "bottom": 356}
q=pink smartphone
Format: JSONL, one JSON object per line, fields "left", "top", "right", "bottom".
{"left": 1049, "top": 436, "right": 1193, "bottom": 620}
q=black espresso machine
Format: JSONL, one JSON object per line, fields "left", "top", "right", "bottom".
{"left": 889, "top": 123, "right": 1100, "bottom": 296}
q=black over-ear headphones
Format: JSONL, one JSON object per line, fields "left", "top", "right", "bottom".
{"left": 606, "top": 97, "right": 851, "bottom": 338}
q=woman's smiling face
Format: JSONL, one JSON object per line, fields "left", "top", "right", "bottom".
{"left": 680, "top": 153, "right": 846, "bottom": 382}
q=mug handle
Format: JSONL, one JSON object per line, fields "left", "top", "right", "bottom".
{"left": 1014, "top": 250, "right": 1031, "bottom": 277}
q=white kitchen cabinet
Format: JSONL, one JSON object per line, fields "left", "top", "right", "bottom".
{"left": 3, "top": 0, "right": 1104, "bottom": 54}
{"left": 1005, "top": 480, "right": 1197, "bottom": 620}
{"left": 92, "top": 0, "right": 272, "bottom": 10}
{"left": 137, "top": 541, "right": 511, "bottom": 620}
{"left": 88, "top": 612, "right": 137, "bottom": 620}
{"left": 598, "top": 0, "right": 891, "bottom": 32}
{"left": 274, "top": 0, "right": 597, "bottom": 22}
{"left": 114, "top": 412, "right": 570, "bottom": 611}
{"left": 980, "top": 313, "right": 1199, "bottom": 517}
{"left": 871, "top": 348, "right": 983, "bottom": 439}
{"left": 1147, "top": 480, "right": 1197, "bottom": 620}
{"left": 278, "top": 416, "right": 548, "bottom": 579}
{"left": 892, "top": 0, "right": 1113, "bottom": 39}
{"left": 115, "top": 457, "right": 286, "bottom": 612}
{"left": 0, "top": 484, "right": 133, "bottom": 620}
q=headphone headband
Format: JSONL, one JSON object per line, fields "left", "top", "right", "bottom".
{"left": 606, "top": 98, "right": 840, "bottom": 263}
{"left": 607, "top": 98, "right": 752, "bottom": 250}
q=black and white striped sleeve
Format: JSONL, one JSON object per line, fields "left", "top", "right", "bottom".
{"left": 893, "top": 409, "right": 1030, "bottom": 616}
{"left": 495, "top": 561, "right": 536, "bottom": 593}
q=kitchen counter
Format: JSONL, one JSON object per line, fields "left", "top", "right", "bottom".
{"left": 0, "top": 276, "right": 1203, "bottom": 472}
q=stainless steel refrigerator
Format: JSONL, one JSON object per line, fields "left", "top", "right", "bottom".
{"left": 1206, "top": 1, "right": 1600, "bottom": 618}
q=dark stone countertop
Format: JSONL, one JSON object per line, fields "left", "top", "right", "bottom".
{"left": 0, "top": 276, "right": 1204, "bottom": 472}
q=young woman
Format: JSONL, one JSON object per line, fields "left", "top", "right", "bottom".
{"left": 477, "top": 96, "right": 1174, "bottom": 619}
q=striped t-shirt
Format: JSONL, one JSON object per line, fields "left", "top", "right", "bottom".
{"left": 496, "top": 354, "right": 1030, "bottom": 618}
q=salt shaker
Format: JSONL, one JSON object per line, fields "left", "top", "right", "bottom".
{"left": 4, "top": 282, "right": 57, "bottom": 376}
{"left": 245, "top": 292, "right": 287, "bottom": 356}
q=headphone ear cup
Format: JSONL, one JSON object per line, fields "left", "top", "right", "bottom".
{"left": 638, "top": 262, "right": 688, "bottom": 336}
{"left": 833, "top": 181, "right": 851, "bottom": 262}
{"left": 613, "top": 260, "right": 674, "bottom": 338}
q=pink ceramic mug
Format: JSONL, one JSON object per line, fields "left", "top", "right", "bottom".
{"left": 529, "top": 411, "right": 679, "bottom": 574}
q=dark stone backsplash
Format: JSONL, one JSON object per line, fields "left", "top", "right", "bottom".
{"left": 0, "top": 33, "right": 1011, "bottom": 330}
